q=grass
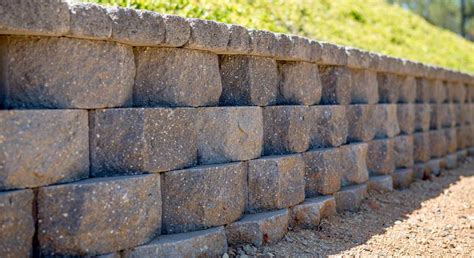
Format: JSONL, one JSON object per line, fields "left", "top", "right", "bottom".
{"left": 80, "top": 0, "right": 474, "bottom": 74}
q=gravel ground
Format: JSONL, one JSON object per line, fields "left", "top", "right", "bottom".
{"left": 249, "top": 159, "right": 474, "bottom": 257}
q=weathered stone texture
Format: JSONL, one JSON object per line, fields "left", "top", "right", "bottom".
{"left": 0, "top": 189, "right": 35, "bottom": 258}
{"left": 430, "top": 130, "right": 447, "bottom": 158}
{"left": 134, "top": 47, "right": 221, "bottom": 107}
{"left": 1, "top": 36, "right": 135, "bottom": 109}
{"left": 430, "top": 80, "right": 447, "bottom": 104}
{"left": 366, "top": 139, "right": 395, "bottom": 176}
{"left": 367, "top": 175, "right": 393, "bottom": 192}
{"left": 392, "top": 169, "right": 414, "bottom": 189}
{"left": 90, "top": 108, "right": 197, "bottom": 176}
{"left": 374, "top": 104, "right": 400, "bottom": 138}
{"left": 445, "top": 128, "right": 458, "bottom": 153}
{"left": 68, "top": 3, "right": 111, "bottom": 39}
{"left": 377, "top": 73, "right": 400, "bottom": 103}
{"left": 399, "top": 76, "right": 417, "bottom": 103}
{"left": 248, "top": 29, "right": 278, "bottom": 56}
{"left": 394, "top": 135, "right": 414, "bottom": 169}
{"left": 303, "top": 148, "right": 342, "bottom": 196}
{"left": 220, "top": 55, "right": 278, "bottom": 106}
{"left": 37, "top": 174, "right": 162, "bottom": 256}
{"left": 0, "top": 110, "right": 89, "bottom": 190}
{"left": 184, "top": 18, "right": 229, "bottom": 51}
{"left": 347, "top": 104, "right": 376, "bottom": 142}
{"left": 248, "top": 154, "right": 304, "bottom": 212}
{"left": 416, "top": 78, "right": 431, "bottom": 103}
{"left": 320, "top": 42, "right": 347, "bottom": 66}
{"left": 123, "top": 227, "right": 228, "bottom": 258}
{"left": 319, "top": 66, "right": 352, "bottom": 105}
{"left": 225, "top": 209, "right": 289, "bottom": 247}
{"left": 226, "top": 24, "right": 250, "bottom": 53}
{"left": 277, "top": 62, "right": 322, "bottom": 105}
{"left": 414, "top": 104, "right": 431, "bottom": 132}
{"left": 162, "top": 163, "right": 247, "bottom": 234}
{"left": 309, "top": 105, "right": 348, "bottom": 148}
{"left": 339, "top": 143, "right": 369, "bottom": 186}
{"left": 263, "top": 106, "right": 310, "bottom": 155}
{"left": 290, "top": 196, "right": 336, "bottom": 229}
{"left": 350, "top": 69, "right": 379, "bottom": 104}
{"left": 397, "top": 104, "right": 415, "bottom": 134}
{"left": 161, "top": 14, "right": 191, "bottom": 47}
{"left": 447, "top": 82, "right": 466, "bottom": 103}
{"left": 430, "top": 104, "right": 450, "bottom": 129}
{"left": 413, "top": 132, "right": 431, "bottom": 163}
{"left": 198, "top": 107, "right": 263, "bottom": 164}
{"left": 334, "top": 184, "right": 368, "bottom": 212}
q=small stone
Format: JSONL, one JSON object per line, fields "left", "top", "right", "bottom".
{"left": 397, "top": 104, "right": 415, "bottom": 134}
{"left": 430, "top": 80, "right": 447, "bottom": 104}
{"left": 427, "top": 159, "right": 442, "bottom": 176}
{"left": 350, "top": 69, "right": 379, "bottom": 104}
{"left": 392, "top": 168, "right": 414, "bottom": 189}
{"left": 277, "top": 61, "right": 322, "bottom": 105}
{"left": 373, "top": 104, "right": 400, "bottom": 139}
{"left": 309, "top": 105, "right": 348, "bottom": 148}
{"left": 413, "top": 132, "right": 431, "bottom": 162}
{"left": 334, "top": 184, "right": 368, "bottom": 212}
{"left": 302, "top": 148, "right": 342, "bottom": 196}
{"left": 347, "top": 104, "right": 376, "bottom": 142}
{"left": 430, "top": 104, "right": 449, "bottom": 129}
{"left": 68, "top": 3, "right": 112, "bottom": 39}
{"left": 319, "top": 65, "right": 352, "bottom": 105}
{"left": 394, "top": 135, "right": 414, "bottom": 169}
{"left": 320, "top": 42, "right": 347, "bottom": 66}
{"left": 290, "top": 196, "right": 336, "bottom": 229}
{"left": 414, "top": 104, "right": 431, "bottom": 132}
{"left": 339, "top": 143, "right": 369, "bottom": 186}
{"left": 367, "top": 175, "right": 393, "bottom": 192}
{"left": 366, "top": 138, "right": 395, "bottom": 175}
{"left": 184, "top": 18, "right": 229, "bottom": 51}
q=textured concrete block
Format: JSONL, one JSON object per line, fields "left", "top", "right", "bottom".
{"left": 37, "top": 174, "right": 162, "bottom": 256}
{"left": 416, "top": 78, "right": 430, "bottom": 103}
{"left": 290, "top": 196, "right": 336, "bottom": 229}
{"left": 161, "top": 14, "right": 190, "bottom": 47}
{"left": 347, "top": 104, "right": 376, "bottom": 142}
{"left": 0, "top": 0, "right": 69, "bottom": 36}
{"left": 413, "top": 162, "right": 430, "bottom": 179}
{"left": 90, "top": 108, "right": 197, "bottom": 176}
{"left": 430, "top": 80, "right": 447, "bottom": 104}
{"left": 334, "top": 184, "right": 368, "bottom": 212}
{"left": 303, "top": 148, "right": 342, "bottom": 196}
{"left": 399, "top": 76, "right": 417, "bottom": 103}
{"left": 430, "top": 130, "right": 447, "bottom": 158}
{"left": 198, "top": 107, "right": 263, "bottom": 164}
{"left": 430, "top": 104, "right": 450, "bottom": 129}
{"left": 413, "top": 132, "right": 430, "bottom": 162}
{"left": 319, "top": 66, "right": 352, "bottom": 105}
{"left": 445, "top": 153, "right": 457, "bottom": 170}
{"left": 377, "top": 73, "right": 400, "bottom": 103}
{"left": 393, "top": 169, "right": 414, "bottom": 189}
{"left": 134, "top": 47, "right": 221, "bottom": 107}
{"left": 394, "top": 135, "right": 414, "bottom": 169}
{"left": 275, "top": 34, "right": 312, "bottom": 61}
{"left": 226, "top": 24, "right": 250, "bottom": 53}
{"left": 1, "top": 36, "right": 134, "bottom": 109}
{"left": 220, "top": 55, "right": 278, "bottom": 106}
{"left": 123, "top": 227, "right": 228, "bottom": 258}
{"left": 397, "top": 104, "right": 415, "bottom": 134}
{"left": 68, "top": 3, "right": 111, "bottom": 39}
{"left": 350, "top": 69, "right": 379, "bottom": 104}
{"left": 248, "top": 154, "right": 305, "bottom": 212}
{"left": 162, "top": 163, "right": 246, "bottom": 234}
{"left": 277, "top": 62, "right": 322, "bottom": 105}
{"left": 445, "top": 128, "right": 457, "bottom": 153}
{"left": 366, "top": 138, "right": 395, "bottom": 175}
{"left": 309, "top": 105, "right": 348, "bottom": 148}
{"left": 0, "top": 110, "right": 88, "bottom": 190}
{"left": 414, "top": 104, "right": 431, "bottom": 132}
{"left": 320, "top": 42, "right": 347, "bottom": 66}
{"left": 0, "top": 189, "right": 34, "bottom": 258}
{"left": 225, "top": 209, "right": 289, "bottom": 247}
{"left": 374, "top": 104, "right": 400, "bottom": 138}
{"left": 185, "top": 18, "right": 229, "bottom": 51}
{"left": 339, "top": 143, "right": 369, "bottom": 186}
{"left": 447, "top": 82, "right": 466, "bottom": 103}
{"left": 248, "top": 29, "right": 277, "bottom": 56}
{"left": 427, "top": 159, "right": 442, "bottom": 176}
{"left": 263, "top": 106, "right": 310, "bottom": 155}
{"left": 367, "top": 175, "right": 393, "bottom": 192}
{"left": 456, "top": 127, "right": 469, "bottom": 150}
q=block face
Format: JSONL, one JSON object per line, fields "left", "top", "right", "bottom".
{"left": 161, "top": 14, "right": 191, "bottom": 47}
{"left": 394, "top": 135, "right": 414, "bottom": 169}
{"left": 290, "top": 196, "right": 336, "bottom": 229}
{"left": 429, "top": 130, "right": 447, "bottom": 158}
{"left": 309, "top": 105, "right": 348, "bottom": 148}
{"left": 334, "top": 184, "right": 368, "bottom": 212}
{"left": 2, "top": 36, "right": 135, "bottom": 109}
{"left": 134, "top": 47, "right": 222, "bottom": 107}
{"left": 0, "top": 110, "right": 89, "bottom": 190}
{"left": 225, "top": 209, "right": 289, "bottom": 247}
{"left": 447, "top": 82, "right": 466, "bottom": 103}
{"left": 0, "top": 1, "right": 69, "bottom": 36}
{"left": 248, "top": 29, "right": 277, "bottom": 56}
{"left": 123, "top": 227, "right": 228, "bottom": 258}
{"left": 247, "top": 154, "right": 305, "bottom": 212}
{"left": 0, "top": 190, "right": 35, "bottom": 258}
{"left": 367, "top": 175, "right": 393, "bottom": 192}
{"left": 398, "top": 76, "right": 417, "bottom": 103}
{"left": 350, "top": 69, "right": 379, "bottom": 104}
{"left": 90, "top": 108, "right": 197, "bottom": 176}
{"left": 393, "top": 169, "right": 413, "bottom": 189}
{"left": 374, "top": 104, "right": 400, "bottom": 138}
{"left": 197, "top": 107, "right": 263, "bottom": 164}
{"left": 456, "top": 127, "right": 469, "bottom": 150}
{"left": 37, "top": 174, "right": 162, "bottom": 256}
{"left": 277, "top": 62, "right": 322, "bottom": 105}
{"left": 397, "top": 104, "right": 415, "bottom": 134}
{"left": 366, "top": 139, "right": 395, "bottom": 175}
{"left": 445, "top": 154, "right": 457, "bottom": 170}
{"left": 414, "top": 104, "right": 431, "bottom": 132}
{"left": 430, "top": 104, "right": 451, "bottom": 129}
{"left": 68, "top": 3, "right": 112, "bottom": 39}
{"left": 377, "top": 73, "right": 400, "bottom": 103}
{"left": 219, "top": 55, "right": 278, "bottom": 106}
{"left": 445, "top": 128, "right": 457, "bottom": 153}
{"left": 185, "top": 18, "right": 230, "bottom": 51}
{"left": 339, "top": 143, "right": 369, "bottom": 186}
{"left": 413, "top": 132, "right": 430, "bottom": 162}
{"left": 413, "top": 162, "right": 429, "bottom": 179}
{"left": 263, "top": 106, "right": 311, "bottom": 155}
{"left": 226, "top": 24, "right": 250, "bottom": 54}
{"left": 162, "top": 163, "right": 247, "bottom": 234}
{"left": 347, "top": 104, "right": 376, "bottom": 142}
{"left": 430, "top": 80, "right": 447, "bottom": 104}
{"left": 319, "top": 66, "right": 352, "bottom": 105}
{"left": 416, "top": 78, "right": 430, "bottom": 103}
{"left": 320, "top": 42, "right": 347, "bottom": 66}
{"left": 427, "top": 159, "right": 443, "bottom": 176}
{"left": 302, "top": 148, "right": 342, "bottom": 196}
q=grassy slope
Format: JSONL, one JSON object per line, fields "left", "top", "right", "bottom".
{"left": 83, "top": 0, "right": 474, "bottom": 73}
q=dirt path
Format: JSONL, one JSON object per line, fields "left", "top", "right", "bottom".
{"left": 260, "top": 160, "right": 474, "bottom": 256}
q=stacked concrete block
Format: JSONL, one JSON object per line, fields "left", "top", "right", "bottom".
{"left": 366, "top": 138, "right": 395, "bottom": 175}
{"left": 367, "top": 175, "right": 394, "bottom": 192}
{"left": 415, "top": 78, "right": 431, "bottom": 103}
{"left": 334, "top": 184, "right": 368, "bottom": 212}
{"left": 303, "top": 148, "right": 342, "bottom": 196}
{"left": 350, "top": 69, "right": 379, "bottom": 104}
{"left": 319, "top": 65, "right": 352, "bottom": 105}
{"left": 392, "top": 169, "right": 414, "bottom": 189}
{"left": 309, "top": 105, "right": 348, "bottom": 148}
{"left": 430, "top": 130, "right": 447, "bottom": 158}
{"left": 394, "top": 135, "right": 414, "bottom": 169}
{"left": 413, "top": 132, "right": 431, "bottom": 163}
{"left": 290, "top": 196, "right": 336, "bottom": 229}
{"left": 397, "top": 104, "right": 415, "bottom": 134}
{"left": 185, "top": 18, "right": 230, "bottom": 52}
{"left": 398, "top": 76, "right": 417, "bottom": 103}
{"left": 339, "top": 143, "right": 369, "bottom": 186}
{"left": 414, "top": 104, "right": 431, "bottom": 131}
{"left": 373, "top": 104, "right": 400, "bottom": 139}
{"left": 347, "top": 104, "right": 376, "bottom": 142}
{"left": 277, "top": 61, "right": 322, "bottom": 105}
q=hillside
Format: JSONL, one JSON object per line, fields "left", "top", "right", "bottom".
{"left": 83, "top": 0, "right": 474, "bottom": 73}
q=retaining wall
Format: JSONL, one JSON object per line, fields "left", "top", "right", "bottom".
{"left": 1, "top": 0, "right": 474, "bottom": 257}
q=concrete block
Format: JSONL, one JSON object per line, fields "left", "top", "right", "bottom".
{"left": 366, "top": 138, "right": 395, "bottom": 175}
{"left": 399, "top": 76, "right": 417, "bottom": 103}
{"left": 350, "top": 69, "right": 379, "bottom": 104}
{"left": 457, "top": 150, "right": 468, "bottom": 163}
{"left": 309, "top": 105, "right": 348, "bottom": 148}
{"left": 248, "top": 29, "right": 277, "bottom": 56}
{"left": 134, "top": 47, "right": 221, "bottom": 107}
{"left": 445, "top": 153, "right": 457, "bottom": 170}
{"left": 277, "top": 61, "right": 322, "bottom": 105}
{"left": 429, "top": 130, "right": 447, "bottom": 158}
{"left": 219, "top": 55, "right": 278, "bottom": 106}
{"left": 0, "top": 110, "right": 88, "bottom": 190}
{"left": 263, "top": 106, "right": 311, "bottom": 155}
{"left": 367, "top": 175, "right": 393, "bottom": 192}
{"left": 161, "top": 14, "right": 190, "bottom": 47}
{"left": 339, "top": 143, "right": 369, "bottom": 186}
{"left": 427, "top": 159, "right": 442, "bottom": 176}
{"left": 430, "top": 104, "right": 452, "bottom": 129}
{"left": 377, "top": 73, "right": 400, "bottom": 103}
{"left": 413, "top": 162, "right": 430, "bottom": 179}
{"left": 37, "top": 174, "right": 162, "bottom": 256}
{"left": 90, "top": 108, "right": 197, "bottom": 176}
{"left": 447, "top": 82, "right": 466, "bottom": 103}
{"left": 1, "top": 36, "right": 134, "bottom": 109}
{"left": 225, "top": 209, "right": 289, "bottom": 247}
{"left": 334, "top": 184, "right": 368, "bottom": 212}
{"left": 275, "top": 34, "right": 312, "bottom": 61}
{"left": 123, "top": 227, "right": 227, "bottom": 258}
{"left": 414, "top": 104, "right": 431, "bottom": 132}
{"left": 302, "top": 148, "right": 342, "bottom": 196}
{"left": 394, "top": 135, "right": 414, "bottom": 169}
{"left": 184, "top": 18, "right": 229, "bottom": 51}
{"left": 319, "top": 42, "right": 347, "bottom": 66}
{"left": 290, "top": 196, "right": 336, "bottom": 229}
{"left": 373, "top": 104, "right": 400, "bottom": 139}
{"left": 456, "top": 127, "right": 469, "bottom": 150}
{"left": 0, "top": 189, "right": 35, "bottom": 258}
{"left": 319, "top": 65, "right": 352, "bottom": 105}
{"left": 226, "top": 24, "right": 250, "bottom": 53}
{"left": 416, "top": 78, "right": 430, "bottom": 103}
{"left": 397, "top": 104, "right": 415, "bottom": 134}
{"left": 392, "top": 169, "right": 413, "bottom": 189}
{"left": 430, "top": 80, "right": 447, "bottom": 104}
{"left": 162, "top": 163, "right": 247, "bottom": 234}
{"left": 413, "top": 132, "right": 431, "bottom": 162}
{"left": 247, "top": 154, "right": 305, "bottom": 212}
{"left": 68, "top": 3, "right": 112, "bottom": 39}
{"left": 198, "top": 107, "right": 263, "bottom": 164}
{"left": 445, "top": 128, "right": 457, "bottom": 153}
{"left": 347, "top": 104, "right": 376, "bottom": 142}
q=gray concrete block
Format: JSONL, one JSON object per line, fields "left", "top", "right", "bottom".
{"left": 350, "top": 69, "right": 379, "bottom": 104}
{"left": 373, "top": 104, "right": 400, "bottom": 138}
{"left": 161, "top": 14, "right": 190, "bottom": 47}
{"left": 90, "top": 108, "right": 197, "bottom": 176}
{"left": 319, "top": 65, "right": 352, "bottom": 105}
{"left": 416, "top": 78, "right": 431, "bottom": 103}
{"left": 275, "top": 34, "right": 311, "bottom": 61}
{"left": 429, "top": 130, "right": 447, "bottom": 158}
{"left": 219, "top": 55, "right": 278, "bottom": 106}
{"left": 319, "top": 42, "right": 347, "bottom": 66}
{"left": 367, "top": 175, "right": 393, "bottom": 192}
{"left": 198, "top": 107, "right": 263, "bottom": 164}
{"left": 413, "top": 132, "right": 430, "bottom": 163}
{"left": 397, "top": 104, "right": 415, "bottom": 134}
{"left": 414, "top": 104, "right": 431, "bottom": 132}
{"left": 248, "top": 29, "right": 277, "bottom": 56}
{"left": 445, "top": 128, "right": 457, "bottom": 153}
{"left": 277, "top": 61, "right": 322, "bottom": 105}
{"left": 392, "top": 168, "right": 413, "bottom": 189}
{"left": 309, "top": 105, "right": 348, "bottom": 148}
{"left": 290, "top": 196, "right": 336, "bottom": 229}
{"left": 162, "top": 163, "right": 247, "bottom": 234}
{"left": 447, "top": 82, "right": 466, "bottom": 103}
{"left": 185, "top": 18, "right": 229, "bottom": 51}
{"left": 445, "top": 153, "right": 457, "bottom": 170}
{"left": 413, "top": 162, "right": 429, "bottom": 179}
{"left": 347, "top": 104, "right": 376, "bottom": 142}
{"left": 399, "top": 76, "right": 417, "bottom": 103}
{"left": 302, "top": 148, "right": 342, "bottom": 196}
{"left": 68, "top": 3, "right": 112, "bottom": 40}
{"left": 0, "top": 189, "right": 35, "bottom": 258}
{"left": 457, "top": 150, "right": 468, "bottom": 163}
{"left": 427, "top": 158, "right": 442, "bottom": 176}
{"left": 430, "top": 80, "right": 447, "bottom": 104}
{"left": 37, "top": 174, "right": 162, "bottom": 256}
{"left": 394, "top": 135, "right": 414, "bottom": 169}
{"left": 367, "top": 138, "right": 395, "bottom": 175}
{"left": 226, "top": 24, "right": 250, "bottom": 53}
{"left": 339, "top": 143, "right": 369, "bottom": 186}
{"left": 377, "top": 73, "right": 400, "bottom": 103}
{"left": 430, "top": 104, "right": 451, "bottom": 129}
{"left": 334, "top": 184, "right": 368, "bottom": 212}
{"left": 134, "top": 47, "right": 221, "bottom": 107}
{"left": 0, "top": 110, "right": 88, "bottom": 190}
{"left": 1, "top": 36, "right": 135, "bottom": 109}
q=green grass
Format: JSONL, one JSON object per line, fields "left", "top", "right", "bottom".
{"left": 81, "top": 0, "right": 474, "bottom": 73}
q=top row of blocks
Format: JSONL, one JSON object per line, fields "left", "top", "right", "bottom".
{"left": 0, "top": 0, "right": 473, "bottom": 83}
